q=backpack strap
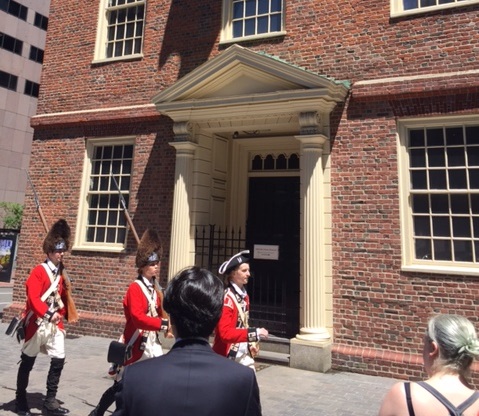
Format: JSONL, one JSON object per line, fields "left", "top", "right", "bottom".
{"left": 404, "top": 382, "right": 416, "bottom": 416}
{"left": 417, "top": 381, "right": 479, "bottom": 416}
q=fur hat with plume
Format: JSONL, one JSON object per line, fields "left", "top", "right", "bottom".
{"left": 135, "top": 229, "right": 162, "bottom": 269}
{"left": 42, "top": 219, "right": 71, "bottom": 254}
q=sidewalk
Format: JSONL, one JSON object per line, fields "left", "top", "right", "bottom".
{"left": 0, "top": 322, "right": 397, "bottom": 415}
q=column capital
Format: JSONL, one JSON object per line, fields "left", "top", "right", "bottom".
{"left": 298, "top": 111, "right": 322, "bottom": 135}
{"left": 172, "top": 121, "right": 194, "bottom": 142}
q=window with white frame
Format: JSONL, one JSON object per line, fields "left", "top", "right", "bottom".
{"left": 75, "top": 139, "right": 134, "bottom": 251}
{"left": 94, "top": 0, "right": 145, "bottom": 62}
{"left": 391, "top": 0, "right": 479, "bottom": 16}
{"left": 399, "top": 118, "right": 479, "bottom": 274}
{"left": 221, "top": 0, "right": 284, "bottom": 43}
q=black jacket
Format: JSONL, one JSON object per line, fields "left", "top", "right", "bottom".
{"left": 112, "top": 338, "right": 262, "bottom": 416}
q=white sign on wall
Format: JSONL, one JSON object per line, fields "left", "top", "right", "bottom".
{"left": 253, "top": 244, "right": 279, "bottom": 260}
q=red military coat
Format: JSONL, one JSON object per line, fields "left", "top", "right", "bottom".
{"left": 212, "top": 286, "right": 258, "bottom": 357}
{"left": 122, "top": 278, "right": 165, "bottom": 365}
{"left": 23, "top": 263, "right": 68, "bottom": 342}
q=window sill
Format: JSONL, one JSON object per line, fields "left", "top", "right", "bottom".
{"left": 219, "top": 31, "right": 286, "bottom": 45}
{"left": 91, "top": 53, "right": 143, "bottom": 65}
{"left": 402, "top": 264, "right": 479, "bottom": 277}
{"left": 72, "top": 244, "right": 126, "bottom": 254}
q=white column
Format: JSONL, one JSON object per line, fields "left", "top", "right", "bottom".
{"left": 295, "top": 133, "right": 330, "bottom": 342}
{"left": 168, "top": 139, "right": 197, "bottom": 280}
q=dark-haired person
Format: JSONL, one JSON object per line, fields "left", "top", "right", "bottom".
{"left": 112, "top": 266, "right": 262, "bottom": 416}
{"left": 213, "top": 250, "right": 268, "bottom": 370}
{"left": 15, "top": 219, "right": 72, "bottom": 416}
{"left": 378, "top": 314, "right": 479, "bottom": 416}
{"left": 89, "top": 229, "right": 169, "bottom": 416}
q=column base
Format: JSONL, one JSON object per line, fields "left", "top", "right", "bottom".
{"left": 290, "top": 337, "right": 332, "bottom": 373}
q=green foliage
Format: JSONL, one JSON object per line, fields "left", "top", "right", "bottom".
{"left": 0, "top": 202, "right": 23, "bottom": 229}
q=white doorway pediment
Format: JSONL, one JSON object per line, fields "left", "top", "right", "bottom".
{"left": 152, "top": 44, "right": 349, "bottom": 131}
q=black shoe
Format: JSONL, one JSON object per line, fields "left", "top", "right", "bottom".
{"left": 42, "top": 398, "right": 70, "bottom": 415}
{"left": 88, "top": 408, "right": 98, "bottom": 416}
{"left": 15, "top": 401, "right": 32, "bottom": 416}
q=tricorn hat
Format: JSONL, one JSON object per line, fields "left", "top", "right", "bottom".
{"left": 42, "top": 219, "right": 71, "bottom": 254}
{"left": 218, "top": 250, "right": 250, "bottom": 275}
{"left": 135, "top": 229, "right": 162, "bottom": 269}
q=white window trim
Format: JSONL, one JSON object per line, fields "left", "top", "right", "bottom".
{"left": 391, "top": 0, "right": 479, "bottom": 18}
{"left": 220, "top": 0, "right": 286, "bottom": 44}
{"left": 397, "top": 115, "right": 479, "bottom": 276}
{"left": 93, "top": 0, "right": 145, "bottom": 64}
{"left": 73, "top": 136, "right": 135, "bottom": 253}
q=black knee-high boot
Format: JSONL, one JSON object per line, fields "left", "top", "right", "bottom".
{"left": 15, "top": 353, "right": 36, "bottom": 415}
{"left": 88, "top": 382, "right": 119, "bottom": 416}
{"left": 42, "top": 357, "right": 69, "bottom": 415}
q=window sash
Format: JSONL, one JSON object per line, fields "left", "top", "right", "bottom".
{"left": 105, "top": 0, "right": 145, "bottom": 59}
{"left": 76, "top": 139, "right": 135, "bottom": 249}
{"left": 401, "top": 119, "right": 479, "bottom": 271}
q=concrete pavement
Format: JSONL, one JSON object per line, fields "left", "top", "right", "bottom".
{"left": 0, "top": 321, "right": 398, "bottom": 415}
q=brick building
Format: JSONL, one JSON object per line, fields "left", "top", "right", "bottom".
{"left": 4, "top": 0, "right": 479, "bottom": 380}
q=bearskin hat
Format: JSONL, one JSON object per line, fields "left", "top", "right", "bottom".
{"left": 42, "top": 219, "right": 71, "bottom": 254}
{"left": 135, "top": 229, "right": 162, "bottom": 269}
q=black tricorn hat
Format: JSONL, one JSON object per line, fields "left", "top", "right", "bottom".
{"left": 42, "top": 219, "right": 71, "bottom": 254}
{"left": 135, "top": 229, "right": 162, "bottom": 269}
{"left": 218, "top": 250, "right": 250, "bottom": 275}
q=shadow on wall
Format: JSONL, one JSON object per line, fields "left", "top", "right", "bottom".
{"left": 158, "top": 0, "right": 222, "bottom": 78}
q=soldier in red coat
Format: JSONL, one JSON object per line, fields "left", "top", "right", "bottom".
{"left": 15, "top": 219, "right": 72, "bottom": 416}
{"left": 88, "top": 229, "right": 170, "bottom": 416}
{"left": 212, "top": 250, "right": 269, "bottom": 370}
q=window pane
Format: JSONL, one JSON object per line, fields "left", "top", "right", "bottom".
{"left": 270, "top": 14, "right": 281, "bottom": 31}
{"left": 276, "top": 154, "right": 287, "bottom": 170}
{"left": 233, "top": 21, "right": 243, "bottom": 37}
{"left": 472, "top": 194, "right": 479, "bottom": 214}
{"left": 233, "top": 1, "right": 244, "bottom": 18}
{"left": 448, "top": 169, "right": 467, "bottom": 189}
{"left": 245, "top": 18, "right": 255, "bottom": 35}
{"left": 434, "top": 240, "right": 452, "bottom": 261}
{"left": 432, "top": 217, "right": 449, "bottom": 237}
{"left": 473, "top": 217, "right": 479, "bottom": 237}
{"left": 411, "top": 170, "right": 427, "bottom": 189}
{"left": 470, "top": 169, "right": 479, "bottom": 189}
{"left": 450, "top": 194, "right": 469, "bottom": 214}
{"left": 427, "top": 128, "right": 444, "bottom": 146}
{"left": 431, "top": 194, "right": 448, "bottom": 213}
{"left": 429, "top": 170, "right": 446, "bottom": 189}
{"left": 427, "top": 148, "right": 444, "bottom": 167}
{"left": 245, "top": 0, "right": 256, "bottom": 16}
{"left": 258, "top": 0, "right": 269, "bottom": 14}
{"left": 465, "top": 126, "right": 479, "bottom": 145}
{"left": 454, "top": 240, "right": 472, "bottom": 262}
{"left": 445, "top": 127, "right": 464, "bottom": 146}
{"left": 414, "top": 216, "right": 430, "bottom": 236}
{"left": 452, "top": 217, "right": 471, "bottom": 237}
{"left": 447, "top": 147, "right": 465, "bottom": 167}
{"left": 412, "top": 194, "right": 429, "bottom": 213}
{"left": 258, "top": 16, "right": 268, "bottom": 33}
{"left": 271, "top": 0, "right": 282, "bottom": 12}
{"left": 415, "top": 238, "right": 431, "bottom": 259}
{"left": 409, "top": 129, "right": 424, "bottom": 147}
{"left": 404, "top": 0, "right": 418, "bottom": 8}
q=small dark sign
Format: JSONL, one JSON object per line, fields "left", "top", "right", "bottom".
{"left": 0, "top": 229, "right": 19, "bottom": 283}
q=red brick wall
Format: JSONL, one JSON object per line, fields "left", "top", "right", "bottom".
{"left": 4, "top": 0, "right": 479, "bottom": 381}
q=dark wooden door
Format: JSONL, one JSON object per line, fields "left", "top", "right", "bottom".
{"left": 246, "top": 176, "right": 300, "bottom": 339}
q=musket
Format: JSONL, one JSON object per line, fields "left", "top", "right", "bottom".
{"left": 25, "top": 170, "right": 79, "bottom": 323}
{"left": 111, "top": 175, "right": 170, "bottom": 325}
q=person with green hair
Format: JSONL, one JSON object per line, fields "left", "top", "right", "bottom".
{"left": 379, "top": 314, "right": 479, "bottom": 416}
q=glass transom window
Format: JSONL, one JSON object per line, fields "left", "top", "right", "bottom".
{"left": 407, "top": 125, "right": 479, "bottom": 265}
